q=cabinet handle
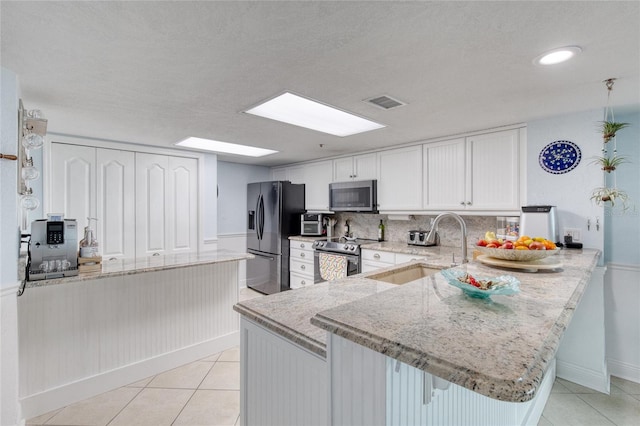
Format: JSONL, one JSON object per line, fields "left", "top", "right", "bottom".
{"left": 300, "top": 264, "right": 306, "bottom": 270}
{"left": 374, "top": 253, "right": 380, "bottom": 259}
{"left": 466, "top": 201, "right": 472, "bottom": 205}
{"left": 300, "top": 252, "right": 305, "bottom": 258}
{"left": 109, "top": 257, "right": 117, "bottom": 261}
{"left": 152, "top": 253, "right": 160, "bottom": 256}
{"left": 460, "top": 201, "right": 465, "bottom": 205}
{"left": 301, "top": 280, "right": 306, "bottom": 285}
{"left": 300, "top": 243, "right": 305, "bottom": 249}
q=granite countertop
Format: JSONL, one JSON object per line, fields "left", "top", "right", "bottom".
{"left": 235, "top": 247, "right": 600, "bottom": 402}
{"left": 24, "top": 250, "right": 253, "bottom": 288}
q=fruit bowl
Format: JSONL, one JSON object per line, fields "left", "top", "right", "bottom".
{"left": 475, "top": 246, "right": 561, "bottom": 262}
{"left": 441, "top": 269, "right": 520, "bottom": 299}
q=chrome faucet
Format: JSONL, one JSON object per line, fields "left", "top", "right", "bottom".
{"left": 425, "top": 212, "right": 468, "bottom": 264}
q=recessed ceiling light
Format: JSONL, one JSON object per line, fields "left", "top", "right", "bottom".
{"left": 175, "top": 137, "right": 277, "bottom": 157}
{"left": 244, "top": 92, "right": 386, "bottom": 137}
{"left": 534, "top": 46, "right": 582, "bottom": 65}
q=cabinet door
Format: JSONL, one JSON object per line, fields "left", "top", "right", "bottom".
{"left": 271, "top": 167, "right": 288, "bottom": 181}
{"left": 168, "top": 156, "right": 198, "bottom": 253}
{"left": 96, "top": 149, "right": 135, "bottom": 259}
{"left": 467, "top": 130, "right": 519, "bottom": 210}
{"left": 423, "top": 139, "right": 466, "bottom": 210}
{"left": 287, "top": 166, "right": 305, "bottom": 184}
{"left": 352, "top": 153, "right": 378, "bottom": 181}
{"left": 302, "top": 160, "right": 333, "bottom": 212}
{"left": 135, "top": 153, "right": 169, "bottom": 257}
{"left": 378, "top": 146, "right": 423, "bottom": 211}
{"left": 50, "top": 143, "right": 96, "bottom": 233}
{"left": 333, "top": 157, "right": 354, "bottom": 181}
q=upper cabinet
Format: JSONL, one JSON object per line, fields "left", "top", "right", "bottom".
{"left": 285, "top": 160, "right": 333, "bottom": 212}
{"left": 423, "top": 129, "right": 521, "bottom": 212}
{"left": 333, "top": 153, "right": 378, "bottom": 182}
{"left": 377, "top": 145, "right": 423, "bottom": 211}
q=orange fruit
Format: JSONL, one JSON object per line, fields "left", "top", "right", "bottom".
{"left": 515, "top": 245, "right": 530, "bottom": 250}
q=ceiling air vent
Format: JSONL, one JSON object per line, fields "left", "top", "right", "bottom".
{"left": 365, "top": 95, "right": 406, "bottom": 110}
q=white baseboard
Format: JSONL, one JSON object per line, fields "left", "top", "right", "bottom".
{"left": 608, "top": 358, "right": 640, "bottom": 384}
{"left": 20, "top": 332, "right": 239, "bottom": 420}
{"left": 556, "top": 359, "right": 610, "bottom": 394}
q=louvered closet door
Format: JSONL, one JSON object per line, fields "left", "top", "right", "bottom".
{"left": 96, "top": 148, "right": 135, "bottom": 259}
{"left": 50, "top": 143, "right": 96, "bottom": 233}
{"left": 135, "top": 153, "right": 169, "bottom": 257}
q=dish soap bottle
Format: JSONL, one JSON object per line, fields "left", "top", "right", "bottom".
{"left": 378, "top": 219, "right": 385, "bottom": 242}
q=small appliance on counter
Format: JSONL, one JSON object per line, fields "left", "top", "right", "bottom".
{"left": 520, "top": 205, "right": 560, "bottom": 244}
{"left": 408, "top": 230, "right": 439, "bottom": 247}
{"left": 496, "top": 216, "right": 520, "bottom": 241}
{"left": 301, "top": 213, "right": 326, "bottom": 236}
{"left": 28, "top": 217, "right": 79, "bottom": 281}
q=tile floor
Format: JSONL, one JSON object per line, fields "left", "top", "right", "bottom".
{"left": 28, "top": 288, "right": 640, "bottom": 426}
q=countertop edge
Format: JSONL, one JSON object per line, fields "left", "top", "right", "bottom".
{"left": 234, "top": 303, "right": 326, "bottom": 358}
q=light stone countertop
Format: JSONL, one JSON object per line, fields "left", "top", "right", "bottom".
{"left": 24, "top": 250, "right": 253, "bottom": 288}
{"left": 235, "top": 246, "right": 600, "bottom": 402}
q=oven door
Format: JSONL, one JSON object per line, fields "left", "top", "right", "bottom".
{"left": 313, "top": 250, "right": 360, "bottom": 282}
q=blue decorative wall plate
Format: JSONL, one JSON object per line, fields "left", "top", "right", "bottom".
{"left": 539, "top": 140, "right": 581, "bottom": 174}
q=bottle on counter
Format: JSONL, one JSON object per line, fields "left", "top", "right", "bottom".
{"left": 378, "top": 219, "right": 385, "bottom": 242}
{"left": 79, "top": 218, "right": 100, "bottom": 258}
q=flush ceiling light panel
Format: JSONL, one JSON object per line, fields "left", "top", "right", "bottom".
{"left": 175, "top": 137, "right": 277, "bottom": 157}
{"left": 244, "top": 92, "right": 386, "bottom": 137}
{"left": 533, "top": 46, "right": 582, "bottom": 65}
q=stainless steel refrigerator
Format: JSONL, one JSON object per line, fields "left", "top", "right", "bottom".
{"left": 246, "top": 181, "right": 305, "bottom": 294}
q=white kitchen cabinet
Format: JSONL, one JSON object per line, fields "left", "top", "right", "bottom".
{"left": 287, "top": 160, "right": 332, "bottom": 212}
{"left": 271, "top": 167, "right": 288, "bottom": 181}
{"left": 289, "top": 240, "right": 315, "bottom": 288}
{"left": 96, "top": 148, "right": 135, "bottom": 259}
{"left": 378, "top": 145, "right": 423, "bottom": 211}
{"left": 135, "top": 153, "right": 198, "bottom": 257}
{"left": 361, "top": 248, "right": 427, "bottom": 273}
{"left": 333, "top": 153, "right": 378, "bottom": 181}
{"left": 423, "top": 129, "right": 520, "bottom": 211}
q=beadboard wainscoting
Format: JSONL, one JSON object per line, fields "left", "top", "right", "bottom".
{"left": 605, "top": 263, "right": 640, "bottom": 383}
{"left": 18, "top": 262, "right": 240, "bottom": 419}
{"left": 240, "top": 318, "right": 328, "bottom": 426}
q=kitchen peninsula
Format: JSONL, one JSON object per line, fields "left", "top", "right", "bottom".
{"left": 18, "top": 250, "right": 252, "bottom": 419}
{"left": 234, "top": 248, "right": 601, "bottom": 426}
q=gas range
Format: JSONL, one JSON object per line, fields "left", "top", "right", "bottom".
{"left": 312, "top": 238, "right": 376, "bottom": 255}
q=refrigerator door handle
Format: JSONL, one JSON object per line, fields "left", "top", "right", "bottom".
{"left": 258, "top": 194, "right": 265, "bottom": 240}
{"left": 256, "top": 195, "right": 262, "bottom": 240}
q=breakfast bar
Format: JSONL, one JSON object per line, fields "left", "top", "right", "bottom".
{"left": 234, "top": 248, "right": 601, "bottom": 425}
{"left": 17, "top": 250, "right": 252, "bottom": 419}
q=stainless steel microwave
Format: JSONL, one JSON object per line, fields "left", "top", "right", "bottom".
{"left": 329, "top": 180, "right": 378, "bottom": 213}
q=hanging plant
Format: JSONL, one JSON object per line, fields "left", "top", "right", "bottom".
{"left": 600, "top": 120, "right": 629, "bottom": 143}
{"left": 590, "top": 187, "right": 629, "bottom": 209}
{"left": 590, "top": 154, "right": 628, "bottom": 173}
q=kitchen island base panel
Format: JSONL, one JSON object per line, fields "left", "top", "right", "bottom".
{"left": 240, "top": 317, "right": 328, "bottom": 426}
{"left": 330, "top": 333, "right": 555, "bottom": 426}
{"left": 18, "top": 261, "right": 241, "bottom": 420}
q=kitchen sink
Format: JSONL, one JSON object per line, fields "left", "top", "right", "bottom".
{"left": 366, "top": 264, "right": 442, "bottom": 285}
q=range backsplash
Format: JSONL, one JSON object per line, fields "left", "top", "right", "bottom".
{"left": 332, "top": 213, "right": 497, "bottom": 247}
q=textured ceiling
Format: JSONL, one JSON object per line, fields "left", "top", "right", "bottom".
{"left": 2, "top": 1, "right": 639, "bottom": 166}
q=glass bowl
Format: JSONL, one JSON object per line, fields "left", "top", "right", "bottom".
{"left": 475, "top": 246, "right": 561, "bottom": 262}
{"left": 441, "top": 269, "right": 520, "bottom": 299}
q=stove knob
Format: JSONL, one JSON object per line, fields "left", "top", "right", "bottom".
{"left": 350, "top": 246, "right": 356, "bottom": 251}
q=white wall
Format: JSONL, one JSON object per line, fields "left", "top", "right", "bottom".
{"left": 527, "top": 109, "right": 605, "bottom": 251}
{"left": 1, "top": 67, "right": 22, "bottom": 425}
{"left": 217, "top": 161, "right": 270, "bottom": 234}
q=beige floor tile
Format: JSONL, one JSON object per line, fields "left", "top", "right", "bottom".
{"left": 147, "top": 361, "right": 213, "bottom": 389}
{"left": 44, "top": 387, "right": 141, "bottom": 426}
{"left": 26, "top": 408, "right": 63, "bottom": 425}
{"left": 610, "top": 382, "right": 627, "bottom": 395}
{"left": 536, "top": 415, "right": 553, "bottom": 426}
{"left": 200, "top": 361, "right": 240, "bottom": 390}
{"left": 126, "top": 375, "right": 155, "bottom": 388}
{"left": 108, "top": 388, "right": 193, "bottom": 426}
{"left": 541, "top": 393, "right": 615, "bottom": 425}
{"left": 611, "top": 376, "right": 640, "bottom": 394}
{"left": 579, "top": 393, "right": 640, "bottom": 426}
{"left": 218, "top": 347, "right": 240, "bottom": 362}
{"left": 201, "top": 352, "right": 222, "bottom": 362}
{"left": 173, "top": 390, "right": 239, "bottom": 426}
{"left": 550, "top": 379, "right": 572, "bottom": 394}
{"left": 556, "top": 377, "right": 599, "bottom": 394}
